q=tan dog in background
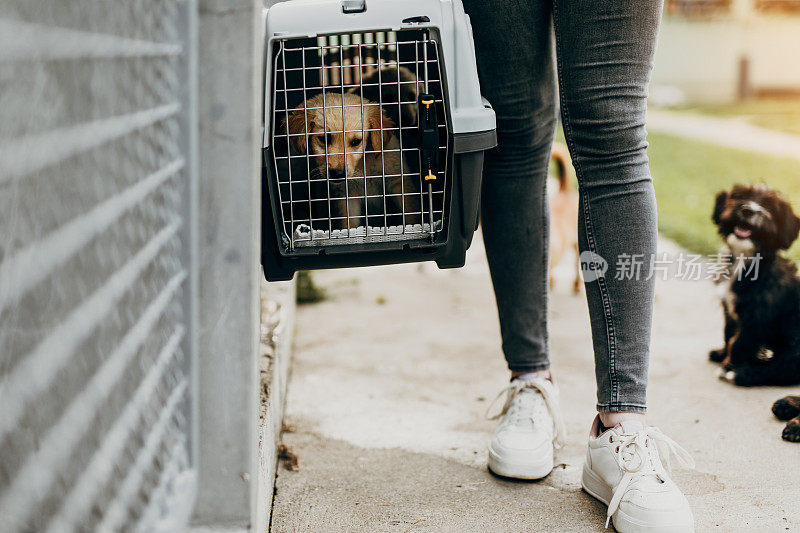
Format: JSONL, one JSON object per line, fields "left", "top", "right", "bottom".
{"left": 548, "top": 142, "right": 581, "bottom": 293}
{"left": 285, "top": 92, "right": 420, "bottom": 229}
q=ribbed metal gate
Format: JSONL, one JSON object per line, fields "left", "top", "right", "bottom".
{"left": 0, "top": 2, "right": 198, "bottom": 531}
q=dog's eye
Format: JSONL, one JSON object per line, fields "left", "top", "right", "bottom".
{"left": 325, "top": 133, "right": 333, "bottom": 146}
{"left": 349, "top": 138, "right": 362, "bottom": 147}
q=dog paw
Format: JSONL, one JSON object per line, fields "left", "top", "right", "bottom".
{"left": 708, "top": 349, "right": 726, "bottom": 363}
{"left": 781, "top": 419, "right": 800, "bottom": 443}
{"left": 773, "top": 397, "right": 800, "bottom": 421}
{"left": 717, "top": 365, "right": 762, "bottom": 386}
{"left": 732, "top": 369, "right": 763, "bottom": 387}
{"left": 716, "top": 367, "right": 736, "bottom": 383}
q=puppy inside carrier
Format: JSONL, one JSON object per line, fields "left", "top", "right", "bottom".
{"left": 261, "top": 0, "right": 496, "bottom": 281}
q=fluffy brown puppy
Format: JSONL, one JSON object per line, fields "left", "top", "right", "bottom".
{"left": 284, "top": 92, "right": 420, "bottom": 229}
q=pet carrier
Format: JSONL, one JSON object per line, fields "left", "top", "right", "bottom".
{"left": 261, "top": 0, "right": 496, "bottom": 281}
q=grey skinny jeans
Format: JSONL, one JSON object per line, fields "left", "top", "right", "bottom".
{"left": 462, "top": 0, "right": 663, "bottom": 413}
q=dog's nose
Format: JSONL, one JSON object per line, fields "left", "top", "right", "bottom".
{"left": 327, "top": 168, "right": 345, "bottom": 180}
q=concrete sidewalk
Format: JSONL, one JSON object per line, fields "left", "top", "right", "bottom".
{"left": 271, "top": 232, "right": 800, "bottom": 532}
{"left": 647, "top": 110, "right": 800, "bottom": 162}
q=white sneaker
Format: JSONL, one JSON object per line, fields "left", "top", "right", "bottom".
{"left": 582, "top": 418, "right": 695, "bottom": 532}
{"left": 486, "top": 376, "right": 566, "bottom": 479}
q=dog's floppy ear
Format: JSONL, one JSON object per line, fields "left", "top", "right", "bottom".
{"left": 712, "top": 190, "right": 728, "bottom": 225}
{"left": 367, "top": 105, "right": 394, "bottom": 150}
{"left": 283, "top": 110, "right": 312, "bottom": 154}
{"left": 776, "top": 199, "right": 800, "bottom": 250}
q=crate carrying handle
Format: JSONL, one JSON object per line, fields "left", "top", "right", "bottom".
{"left": 418, "top": 96, "right": 439, "bottom": 183}
{"left": 341, "top": 0, "right": 366, "bottom": 13}
{"left": 419, "top": 89, "right": 440, "bottom": 238}
{"left": 419, "top": 30, "right": 438, "bottom": 239}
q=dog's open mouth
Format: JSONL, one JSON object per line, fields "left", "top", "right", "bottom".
{"left": 733, "top": 226, "right": 752, "bottom": 239}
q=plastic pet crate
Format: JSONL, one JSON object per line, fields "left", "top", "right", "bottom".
{"left": 261, "top": 0, "right": 496, "bottom": 281}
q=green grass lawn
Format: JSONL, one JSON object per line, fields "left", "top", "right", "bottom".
{"left": 554, "top": 127, "right": 800, "bottom": 262}
{"left": 648, "top": 132, "right": 800, "bottom": 262}
{"left": 660, "top": 98, "right": 800, "bottom": 136}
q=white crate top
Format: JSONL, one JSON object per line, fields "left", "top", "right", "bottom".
{"left": 262, "top": 0, "right": 496, "bottom": 145}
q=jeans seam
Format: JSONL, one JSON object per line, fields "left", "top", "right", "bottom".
{"left": 551, "top": 0, "right": 619, "bottom": 406}
{"left": 541, "top": 151, "right": 550, "bottom": 358}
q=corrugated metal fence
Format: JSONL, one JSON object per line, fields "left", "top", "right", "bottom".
{"left": 0, "top": 1, "right": 199, "bottom": 531}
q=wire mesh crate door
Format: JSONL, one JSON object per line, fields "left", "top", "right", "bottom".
{"left": 269, "top": 29, "right": 449, "bottom": 250}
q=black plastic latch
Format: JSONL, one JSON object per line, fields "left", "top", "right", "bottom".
{"left": 402, "top": 15, "right": 431, "bottom": 24}
{"left": 418, "top": 93, "right": 439, "bottom": 184}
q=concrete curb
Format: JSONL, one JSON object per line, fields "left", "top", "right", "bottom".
{"left": 256, "top": 277, "right": 296, "bottom": 533}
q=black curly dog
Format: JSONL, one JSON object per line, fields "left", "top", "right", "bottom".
{"left": 709, "top": 185, "right": 800, "bottom": 441}
{"left": 709, "top": 184, "right": 800, "bottom": 384}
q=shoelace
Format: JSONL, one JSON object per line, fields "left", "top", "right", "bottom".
{"left": 604, "top": 427, "right": 695, "bottom": 528}
{"left": 485, "top": 378, "right": 567, "bottom": 448}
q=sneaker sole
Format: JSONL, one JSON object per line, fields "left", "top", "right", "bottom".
{"left": 581, "top": 464, "right": 694, "bottom": 533}
{"left": 487, "top": 444, "right": 553, "bottom": 480}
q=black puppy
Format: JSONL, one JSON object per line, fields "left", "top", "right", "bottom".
{"left": 709, "top": 184, "right": 800, "bottom": 387}
{"left": 772, "top": 395, "right": 800, "bottom": 442}
{"left": 348, "top": 66, "right": 423, "bottom": 177}
{"left": 348, "top": 66, "right": 422, "bottom": 127}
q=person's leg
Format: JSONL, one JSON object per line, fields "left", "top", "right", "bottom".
{"left": 463, "top": 0, "right": 557, "bottom": 378}
{"left": 463, "top": 0, "right": 563, "bottom": 481}
{"left": 553, "top": 2, "right": 695, "bottom": 530}
{"left": 552, "top": 0, "right": 660, "bottom": 419}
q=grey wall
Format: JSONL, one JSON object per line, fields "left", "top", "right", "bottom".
{"left": 192, "top": 0, "right": 264, "bottom": 528}
{"left": 0, "top": 1, "right": 199, "bottom": 531}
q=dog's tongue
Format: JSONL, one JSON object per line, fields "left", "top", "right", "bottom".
{"left": 734, "top": 226, "right": 752, "bottom": 239}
